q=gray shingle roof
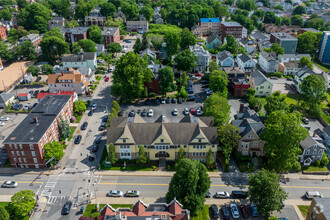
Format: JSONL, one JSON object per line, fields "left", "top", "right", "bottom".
{"left": 260, "top": 52, "right": 277, "bottom": 61}
{"left": 102, "top": 27, "right": 119, "bottom": 36}
{"left": 250, "top": 31, "right": 269, "bottom": 41}
{"left": 0, "top": 93, "right": 14, "bottom": 104}
{"left": 232, "top": 118, "right": 265, "bottom": 137}
{"left": 300, "top": 135, "right": 326, "bottom": 150}
{"left": 313, "top": 198, "right": 330, "bottom": 218}
{"left": 206, "top": 34, "right": 221, "bottom": 44}
{"left": 62, "top": 52, "right": 96, "bottom": 62}
{"left": 250, "top": 70, "right": 272, "bottom": 86}
{"left": 238, "top": 54, "right": 252, "bottom": 63}
{"left": 240, "top": 37, "right": 253, "bottom": 45}
{"left": 218, "top": 51, "right": 233, "bottom": 62}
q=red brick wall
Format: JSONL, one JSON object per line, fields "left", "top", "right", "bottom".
{"left": 234, "top": 84, "right": 250, "bottom": 97}
{"left": 0, "top": 26, "right": 7, "bottom": 41}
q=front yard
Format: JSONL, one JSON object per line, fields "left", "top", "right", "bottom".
{"left": 298, "top": 205, "right": 310, "bottom": 218}
{"left": 83, "top": 204, "right": 133, "bottom": 218}
{"left": 303, "top": 165, "right": 329, "bottom": 172}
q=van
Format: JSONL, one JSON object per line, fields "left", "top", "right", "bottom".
{"left": 305, "top": 191, "right": 323, "bottom": 199}
{"left": 231, "top": 191, "right": 247, "bottom": 199}
{"left": 95, "top": 135, "right": 102, "bottom": 144}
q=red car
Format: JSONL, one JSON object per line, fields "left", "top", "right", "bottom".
{"left": 240, "top": 205, "right": 249, "bottom": 218}
{"left": 105, "top": 77, "right": 110, "bottom": 82}
{"left": 189, "top": 108, "right": 196, "bottom": 115}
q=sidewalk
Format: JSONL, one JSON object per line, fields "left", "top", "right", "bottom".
{"left": 30, "top": 196, "right": 47, "bottom": 220}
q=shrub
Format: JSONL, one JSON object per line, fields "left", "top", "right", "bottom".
{"left": 152, "top": 166, "right": 157, "bottom": 171}
{"left": 293, "top": 161, "right": 301, "bottom": 172}
{"left": 320, "top": 152, "right": 329, "bottom": 167}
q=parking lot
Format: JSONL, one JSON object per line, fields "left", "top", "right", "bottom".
{"left": 268, "top": 78, "right": 296, "bottom": 95}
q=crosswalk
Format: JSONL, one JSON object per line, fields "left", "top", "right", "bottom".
{"left": 47, "top": 196, "right": 69, "bottom": 204}
{"left": 40, "top": 175, "right": 60, "bottom": 197}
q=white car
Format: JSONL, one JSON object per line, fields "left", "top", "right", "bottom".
{"left": 0, "top": 122, "right": 5, "bottom": 126}
{"left": 2, "top": 181, "right": 18, "bottom": 188}
{"left": 148, "top": 109, "right": 153, "bottom": 117}
{"left": 108, "top": 67, "right": 115, "bottom": 72}
{"left": 172, "top": 108, "right": 178, "bottom": 116}
{"left": 184, "top": 108, "right": 189, "bottom": 115}
{"left": 122, "top": 48, "right": 127, "bottom": 53}
{"left": 23, "top": 103, "right": 31, "bottom": 110}
{"left": 196, "top": 109, "right": 202, "bottom": 116}
{"left": 205, "top": 89, "right": 213, "bottom": 95}
{"left": 0, "top": 116, "right": 9, "bottom": 121}
{"left": 215, "top": 191, "right": 230, "bottom": 198}
{"left": 230, "top": 203, "right": 240, "bottom": 219}
{"left": 107, "top": 190, "right": 123, "bottom": 197}
{"left": 92, "top": 104, "right": 97, "bottom": 111}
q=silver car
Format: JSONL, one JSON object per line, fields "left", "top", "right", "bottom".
{"left": 215, "top": 191, "right": 230, "bottom": 198}
{"left": 173, "top": 108, "right": 178, "bottom": 116}
{"left": 2, "top": 181, "right": 18, "bottom": 188}
{"left": 107, "top": 190, "right": 123, "bottom": 197}
{"left": 184, "top": 108, "right": 189, "bottom": 115}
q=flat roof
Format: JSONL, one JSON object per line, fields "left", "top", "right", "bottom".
{"left": 221, "top": 21, "right": 242, "bottom": 27}
{"left": 272, "top": 32, "right": 297, "bottom": 40}
{"left": 0, "top": 61, "right": 31, "bottom": 92}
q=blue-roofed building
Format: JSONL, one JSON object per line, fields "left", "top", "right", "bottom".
{"left": 200, "top": 18, "right": 220, "bottom": 23}
{"left": 198, "top": 18, "right": 221, "bottom": 35}
{"left": 318, "top": 31, "right": 330, "bottom": 65}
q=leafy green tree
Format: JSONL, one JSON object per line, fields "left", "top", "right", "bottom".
{"left": 41, "top": 64, "right": 54, "bottom": 75}
{"left": 0, "top": 9, "right": 12, "bottom": 21}
{"left": 100, "top": 2, "right": 116, "bottom": 17}
{"left": 205, "top": 148, "right": 215, "bottom": 169}
{"left": 88, "top": 25, "right": 103, "bottom": 44}
{"left": 267, "top": 43, "right": 284, "bottom": 56}
{"left": 0, "top": 41, "right": 10, "bottom": 61}
{"left": 59, "top": 117, "right": 70, "bottom": 139}
{"left": 17, "top": 2, "right": 51, "bottom": 33}
{"left": 121, "top": 1, "right": 139, "bottom": 20}
{"left": 208, "top": 60, "right": 219, "bottom": 72}
{"left": 218, "top": 124, "right": 240, "bottom": 169}
{"left": 293, "top": 6, "right": 306, "bottom": 15}
{"left": 253, "top": 10, "right": 264, "bottom": 18}
{"left": 158, "top": 66, "right": 176, "bottom": 94}
{"left": 111, "top": 52, "right": 152, "bottom": 100}
{"left": 7, "top": 26, "right": 29, "bottom": 43}
{"left": 248, "top": 169, "right": 288, "bottom": 218}
{"left": 305, "top": 18, "right": 325, "bottom": 30}
{"left": 44, "top": 141, "right": 65, "bottom": 162}
{"left": 264, "top": 91, "right": 289, "bottom": 115}
{"left": 73, "top": 99, "right": 87, "bottom": 115}
{"left": 299, "top": 56, "right": 314, "bottom": 70}
{"left": 0, "top": 206, "right": 9, "bottom": 220}
{"left": 136, "top": 145, "right": 148, "bottom": 164}
{"left": 141, "top": 34, "right": 149, "bottom": 51}
{"left": 166, "top": 159, "right": 210, "bottom": 216}
{"left": 264, "top": 11, "right": 276, "bottom": 24}
{"left": 262, "top": 111, "right": 308, "bottom": 172}
{"left": 209, "top": 70, "right": 228, "bottom": 97}
{"left": 72, "top": 42, "right": 82, "bottom": 54}
{"left": 19, "top": 41, "right": 36, "bottom": 60}
{"left": 49, "top": 0, "right": 72, "bottom": 19}
{"left": 108, "top": 143, "right": 118, "bottom": 164}
{"left": 26, "top": 65, "right": 40, "bottom": 76}
{"left": 10, "top": 190, "right": 36, "bottom": 220}
{"left": 165, "top": 32, "right": 181, "bottom": 58}
{"left": 203, "top": 93, "right": 231, "bottom": 126}
{"left": 225, "top": 0, "right": 234, "bottom": 6}
{"left": 320, "top": 152, "right": 329, "bottom": 167}
{"left": 140, "top": 5, "right": 154, "bottom": 21}
{"left": 112, "top": 100, "right": 120, "bottom": 113}
{"left": 177, "top": 86, "right": 188, "bottom": 99}
{"left": 68, "top": 20, "right": 79, "bottom": 28}
{"left": 74, "top": 0, "right": 95, "bottom": 20}
{"left": 104, "top": 17, "right": 124, "bottom": 28}
{"left": 236, "top": 0, "right": 257, "bottom": 10}
{"left": 180, "top": 28, "right": 196, "bottom": 50}
{"left": 297, "top": 31, "right": 320, "bottom": 57}
{"left": 300, "top": 75, "right": 327, "bottom": 111}
{"left": 133, "top": 38, "right": 142, "bottom": 53}
{"left": 291, "top": 15, "right": 304, "bottom": 26}
{"left": 213, "top": 1, "right": 229, "bottom": 17}
{"left": 108, "top": 43, "right": 122, "bottom": 56}
{"left": 78, "top": 39, "right": 97, "bottom": 52}
{"left": 17, "top": 0, "right": 28, "bottom": 9}
{"left": 273, "top": 5, "right": 283, "bottom": 11}
{"left": 225, "top": 35, "right": 238, "bottom": 54}
{"left": 174, "top": 49, "right": 198, "bottom": 72}
{"left": 282, "top": 17, "right": 291, "bottom": 26}
{"left": 176, "top": 146, "right": 186, "bottom": 162}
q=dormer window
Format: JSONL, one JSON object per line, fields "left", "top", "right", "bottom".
{"left": 160, "top": 139, "right": 164, "bottom": 143}
{"left": 198, "top": 139, "right": 202, "bottom": 143}
{"left": 123, "top": 139, "right": 126, "bottom": 143}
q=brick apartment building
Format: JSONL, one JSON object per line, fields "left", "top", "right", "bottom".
{"left": 62, "top": 27, "right": 89, "bottom": 46}
{"left": 102, "top": 27, "right": 120, "bottom": 49}
{"left": 19, "top": 34, "right": 42, "bottom": 49}
{"left": 0, "top": 23, "right": 7, "bottom": 41}
{"left": 220, "top": 21, "right": 243, "bottom": 41}
{"left": 4, "top": 95, "right": 73, "bottom": 168}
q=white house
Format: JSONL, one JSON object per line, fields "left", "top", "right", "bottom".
{"left": 189, "top": 45, "right": 211, "bottom": 72}
{"left": 237, "top": 54, "right": 256, "bottom": 73}
{"left": 278, "top": 54, "right": 311, "bottom": 63}
{"left": 258, "top": 52, "right": 279, "bottom": 73}
{"left": 61, "top": 52, "right": 97, "bottom": 77}
{"left": 299, "top": 135, "right": 326, "bottom": 166}
{"left": 250, "top": 70, "right": 273, "bottom": 96}
{"left": 293, "top": 66, "right": 316, "bottom": 93}
{"left": 240, "top": 38, "right": 255, "bottom": 54}
{"left": 217, "top": 51, "right": 234, "bottom": 67}
{"left": 279, "top": 61, "right": 301, "bottom": 75}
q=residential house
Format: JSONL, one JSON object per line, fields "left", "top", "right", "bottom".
{"left": 37, "top": 91, "right": 77, "bottom": 102}
{"left": 233, "top": 79, "right": 250, "bottom": 97}
{"left": 240, "top": 38, "right": 255, "bottom": 54}
{"left": 258, "top": 39, "right": 272, "bottom": 51}
{"left": 278, "top": 54, "right": 311, "bottom": 63}
{"left": 102, "top": 27, "right": 120, "bottom": 49}
{"left": 278, "top": 61, "right": 300, "bottom": 75}
{"left": 61, "top": 52, "right": 97, "bottom": 76}
{"left": 199, "top": 18, "right": 221, "bottom": 35}
{"left": 189, "top": 45, "right": 211, "bottom": 72}
{"left": 258, "top": 52, "right": 280, "bottom": 73}
{"left": 19, "top": 34, "right": 42, "bottom": 49}
{"left": 48, "top": 17, "right": 65, "bottom": 30}
{"left": 205, "top": 34, "right": 222, "bottom": 50}
{"left": 0, "top": 61, "right": 31, "bottom": 93}
{"left": 270, "top": 32, "right": 298, "bottom": 54}
{"left": 280, "top": 1, "right": 293, "bottom": 10}
{"left": 298, "top": 28, "right": 320, "bottom": 35}
{"left": 106, "top": 114, "right": 218, "bottom": 162}
{"left": 236, "top": 54, "right": 256, "bottom": 73}
{"left": 114, "top": 7, "right": 126, "bottom": 22}
{"left": 299, "top": 135, "right": 326, "bottom": 166}
{"left": 96, "top": 44, "right": 106, "bottom": 56}
{"left": 217, "top": 50, "right": 234, "bottom": 67}
{"left": 98, "top": 199, "right": 190, "bottom": 220}
{"left": 223, "top": 67, "right": 246, "bottom": 83}
{"left": 62, "top": 27, "right": 89, "bottom": 46}
{"left": 85, "top": 6, "right": 106, "bottom": 26}
{"left": 191, "top": 25, "right": 202, "bottom": 36}
{"left": 293, "top": 67, "right": 318, "bottom": 93}
{"left": 220, "top": 21, "right": 243, "bottom": 41}
{"left": 127, "top": 20, "right": 149, "bottom": 33}
{"left": 155, "top": 17, "right": 164, "bottom": 24}
{"left": 48, "top": 68, "right": 89, "bottom": 95}
{"left": 307, "top": 198, "right": 330, "bottom": 220}
{"left": 318, "top": 31, "right": 330, "bottom": 65}
{"left": 0, "top": 93, "right": 15, "bottom": 108}
{"left": 250, "top": 31, "right": 269, "bottom": 42}
{"left": 321, "top": 125, "right": 330, "bottom": 147}
{"left": 3, "top": 95, "right": 73, "bottom": 168}
{"left": 250, "top": 70, "right": 273, "bottom": 96}
{"left": 140, "top": 48, "right": 156, "bottom": 60}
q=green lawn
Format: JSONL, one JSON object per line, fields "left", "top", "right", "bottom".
{"left": 303, "top": 165, "right": 329, "bottom": 172}
{"left": 95, "top": 75, "right": 102, "bottom": 81}
{"left": 191, "top": 205, "right": 210, "bottom": 220}
{"left": 67, "top": 128, "right": 76, "bottom": 141}
{"left": 83, "top": 204, "right": 133, "bottom": 217}
{"left": 298, "top": 205, "right": 310, "bottom": 218}
{"left": 109, "top": 165, "right": 153, "bottom": 171}
{"left": 284, "top": 94, "right": 298, "bottom": 105}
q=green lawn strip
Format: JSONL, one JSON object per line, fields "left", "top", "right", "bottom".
{"left": 95, "top": 75, "right": 102, "bottom": 81}
{"left": 303, "top": 165, "right": 329, "bottom": 172}
{"left": 313, "top": 61, "right": 330, "bottom": 72}
{"left": 75, "top": 115, "right": 83, "bottom": 123}
{"left": 67, "top": 128, "right": 76, "bottom": 141}
{"left": 83, "top": 204, "right": 133, "bottom": 217}
{"left": 320, "top": 111, "right": 330, "bottom": 124}
{"left": 191, "top": 205, "right": 210, "bottom": 220}
{"left": 298, "top": 205, "right": 310, "bottom": 218}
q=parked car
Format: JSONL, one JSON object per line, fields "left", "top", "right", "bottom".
{"left": 161, "top": 98, "right": 166, "bottom": 104}
{"left": 92, "top": 103, "right": 97, "bottom": 111}
{"left": 0, "top": 116, "right": 9, "bottom": 121}
{"left": 148, "top": 109, "right": 153, "bottom": 117}
{"left": 2, "top": 181, "right": 17, "bottom": 188}
{"left": 184, "top": 108, "right": 189, "bottom": 115}
{"left": 250, "top": 204, "right": 259, "bottom": 217}
{"left": 215, "top": 191, "right": 230, "bottom": 198}
{"left": 102, "top": 116, "right": 108, "bottom": 122}
{"left": 156, "top": 97, "right": 160, "bottom": 105}
{"left": 129, "top": 110, "right": 135, "bottom": 117}
{"left": 210, "top": 204, "right": 220, "bottom": 219}
{"left": 108, "top": 67, "right": 114, "bottom": 72}
{"left": 105, "top": 77, "right": 110, "bottom": 82}
{"left": 302, "top": 117, "right": 309, "bottom": 124}
{"left": 88, "top": 110, "right": 93, "bottom": 116}
{"left": 205, "top": 89, "right": 213, "bottom": 95}
{"left": 196, "top": 109, "right": 202, "bottom": 116}
{"left": 74, "top": 135, "right": 82, "bottom": 144}
{"left": 141, "top": 109, "right": 147, "bottom": 117}
{"left": 186, "top": 95, "right": 195, "bottom": 101}
{"left": 99, "top": 124, "right": 106, "bottom": 131}
{"left": 187, "top": 87, "right": 194, "bottom": 94}
{"left": 61, "top": 201, "right": 72, "bottom": 215}
{"left": 305, "top": 191, "right": 323, "bottom": 199}
{"left": 125, "top": 190, "right": 140, "bottom": 197}
{"left": 172, "top": 97, "right": 177, "bottom": 103}
{"left": 95, "top": 135, "right": 102, "bottom": 144}
{"left": 89, "top": 154, "right": 95, "bottom": 161}
{"left": 32, "top": 103, "right": 38, "bottom": 108}
{"left": 0, "top": 122, "right": 4, "bottom": 126}
{"left": 107, "top": 190, "right": 123, "bottom": 197}
{"left": 205, "top": 192, "right": 211, "bottom": 198}
{"left": 29, "top": 90, "right": 34, "bottom": 95}
{"left": 230, "top": 203, "right": 240, "bottom": 219}
{"left": 11, "top": 103, "right": 22, "bottom": 110}
{"left": 189, "top": 108, "right": 196, "bottom": 115}
{"left": 240, "top": 205, "right": 249, "bottom": 218}
{"left": 231, "top": 190, "right": 247, "bottom": 198}
{"left": 81, "top": 122, "right": 88, "bottom": 130}
{"left": 118, "top": 110, "right": 124, "bottom": 116}
{"left": 166, "top": 97, "right": 171, "bottom": 103}
{"left": 172, "top": 108, "right": 178, "bottom": 116}
{"left": 178, "top": 97, "right": 183, "bottom": 104}
{"left": 23, "top": 103, "right": 31, "bottom": 110}
{"left": 92, "top": 145, "right": 99, "bottom": 152}
{"left": 145, "top": 99, "right": 150, "bottom": 105}
{"left": 33, "top": 90, "right": 39, "bottom": 96}
{"left": 221, "top": 206, "right": 230, "bottom": 220}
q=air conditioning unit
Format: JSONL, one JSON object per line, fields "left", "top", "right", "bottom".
{"left": 161, "top": 214, "right": 166, "bottom": 219}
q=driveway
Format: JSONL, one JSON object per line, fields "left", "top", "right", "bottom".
{"left": 268, "top": 78, "right": 295, "bottom": 94}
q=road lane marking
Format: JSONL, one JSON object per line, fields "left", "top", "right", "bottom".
{"left": 99, "top": 182, "right": 330, "bottom": 189}
{"left": 16, "top": 181, "right": 42, "bottom": 184}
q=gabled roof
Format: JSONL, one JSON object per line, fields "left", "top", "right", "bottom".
{"left": 218, "top": 50, "right": 233, "bottom": 62}
{"left": 260, "top": 52, "right": 277, "bottom": 62}
{"left": 250, "top": 31, "right": 269, "bottom": 41}
{"left": 241, "top": 37, "right": 254, "bottom": 45}
{"left": 0, "top": 93, "right": 14, "bottom": 103}
{"left": 300, "top": 135, "right": 326, "bottom": 150}
{"left": 323, "top": 125, "right": 330, "bottom": 136}
{"left": 206, "top": 34, "right": 222, "bottom": 44}
{"left": 232, "top": 118, "right": 265, "bottom": 138}
{"left": 237, "top": 54, "right": 252, "bottom": 63}
{"left": 250, "top": 70, "right": 272, "bottom": 86}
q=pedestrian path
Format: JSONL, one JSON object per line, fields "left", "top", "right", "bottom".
{"left": 47, "top": 195, "right": 69, "bottom": 204}
{"left": 40, "top": 175, "right": 60, "bottom": 197}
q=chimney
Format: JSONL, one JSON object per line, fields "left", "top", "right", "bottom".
{"left": 313, "top": 132, "right": 316, "bottom": 137}
{"left": 243, "top": 118, "right": 247, "bottom": 125}
{"left": 34, "top": 117, "right": 38, "bottom": 123}
{"left": 239, "top": 103, "right": 244, "bottom": 113}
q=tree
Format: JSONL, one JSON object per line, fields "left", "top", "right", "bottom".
{"left": 20, "top": 41, "right": 37, "bottom": 60}
{"left": 299, "top": 56, "right": 314, "bottom": 70}
{"left": 0, "top": 9, "right": 12, "bottom": 21}
{"left": 73, "top": 99, "right": 87, "bottom": 115}
{"left": 158, "top": 66, "right": 176, "bottom": 94}
{"left": 218, "top": 124, "right": 240, "bottom": 169}
{"left": 268, "top": 43, "right": 284, "bottom": 55}
{"left": 17, "top": 2, "right": 51, "bottom": 33}
{"left": 141, "top": 34, "right": 149, "bottom": 51}
{"left": 17, "top": 0, "right": 28, "bottom": 9}
{"left": 0, "top": 41, "right": 10, "bottom": 61}
{"left": 174, "top": 49, "right": 198, "bottom": 72}
{"left": 59, "top": 117, "right": 70, "bottom": 139}
{"left": 68, "top": 20, "right": 79, "bottom": 28}
{"left": 225, "top": 35, "right": 238, "bottom": 54}
{"left": 297, "top": 31, "right": 318, "bottom": 56}
{"left": 320, "top": 152, "right": 329, "bottom": 167}
{"left": 300, "top": 75, "right": 327, "bottom": 111}
{"left": 140, "top": 5, "right": 154, "bottom": 21}
{"left": 291, "top": 15, "right": 304, "bottom": 26}
{"left": 180, "top": 28, "right": 196, "bottom": 50}
{"left": 225, "top": 0, "right": 234, "bottom": 6}
{"left": 7, "top": 26, "right": 29, "bottom": 43}
{"left": 264, "top": 91, "right": 289, "bottom": 115}
{"left": 10, "top": 190, "right": 36, "bottom": 219}
{"left": 43, "top": 141, "right": 65, "bottom": 163}
{"left": 121, "top": 1, "right": 139, "bottom": 20}
{"left": 108, "top": 43, "right": 122, "bottom": 55}
{"left": 49, "top": 0, "right": 72, "bottom": 19}
{"left": 72, "top": 42, "right": 82, "bottom": 54}
{"left": 209, "top": 70, "right": 228, "bottom": 97}
{"left": 112, "top": 100, "right": 120, "bottom": 113}
{"left": 166, "top": 159, "right": 210, "bottom": 216}
{"left": 305, "top": 18, "right": 324, "bottom": 30}
{"left": 26, "top": 65, "right": 40, "bottom": 76}
{"left": 136, "top": 145, "right": 148, "bottom": 164}
{"left": 236, "top": 0, "right": 257, "bottom": 10}
{"left": 262, "top": 111, "right": 308, "bottom": 172}
{"left": 176, "top": 146, "right": 186, "bottom": 162}
{"left": 208, "top": 60, "right": 219, "bottom": 72}
{"left": 205, "top": 148, "right": 215, "bottom": 169}
{"left": 88, "top": 25, "right": 103, "bottom": 44}
{"left": 100, "top": 2, "right": 116, "bottom": 17}
{"left": 273, "top": 5, "right": 283, "bottom": 11}
{"left": 264, "top": 11, "right": 276, "bottom": 24}
{"left": 203, "top": 93, "right": 231, "bottom": 126}
{"left": 108, "top": 143, "right": 118, "bottom": 164}
{"left": 248, "top": 169, "right": 288, "bottom": 218}
{"left": 0, "top": 206, "right": 9, "bottom": 220}
{"left": 78, "top": 39, "right": 97, "bottom": 52}
{"left": 293, "top": 6, "right": 306, "bottom": 15}
{"left": 165, "top": 32, "right": 181, "bottom": 58}
{"left": 133, "top": 38, "right": 142, "bottom": 53}
{"left": 213, "top": 2, "right": 229, "bottom": 17}
{"left": 282, "top": 17, "right": 291, "bottom": 26}
{"left": 111, "top": 52, "right": 152, "bottom": 100}
{"left": 74, "top": 0, "right": 95, "bottom": 20}
{"left": 41, "top": 64, "right": 54, "bottom": 75}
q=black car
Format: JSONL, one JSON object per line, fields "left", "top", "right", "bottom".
{"left": 32, "top": 103, "right": 38, "bottom": 108}
{"left": 221, "top": 206, "right": 230, "bottom": 220}
{"left": 95, "top": 135, "right": 102, "bottom": 144}
{"left": 92, "top": 145, "right": 99, "bottom": 152}
{"left": 129, "top": 110, "right": 135, "bottom": 117}
{"left": 166, "top": 97, "right": 171, "bottom": 103}
{"left": 88, "top": 110, "right": 93, "bottom": 116}
{"left": 178, "top": 97, "right": 183, "bottom": 104}
{"left": 99, "top": 125, "right": 106, "bottom": 131}
{"left": 172, "top": 97, "right": 177, "bottom": 103}
{"left": 186, "top": 95, "right": 196, "bottom": 101}
{"left": 141, "top": 109, "right": 147, "bottom": 117}
{"left": 102, "top": 116, "right": 108, "bottom": 122}
{"left": 29, "top": 90, "right": 34, "bottom": 96}
{"left": 145, "top": 99, "right": 150, "bottom": 105}
{"left": 137, "top": 109, "right": 141, "bottom": 115}
{"left": 81, "top": 122, "right": 88, "bottom": 130}
{"left": 231, "top": 190, "right": 247, "bottom": 199}
{"left": 33, "top": 90, "right": 39, "bottom": 96}
{"left": 118, "top": 110, "right": 124, "bottom": 116}
{"left": 61, "top": 201, "right": 72, "bottom": 215}
{"left": 205, "top": 192, "right": 211, "bottom": 198}
{"left": 156, "top": 97, "right": 160, "bottom": 105}
{"left": 74, "top": 135, "right": 82, "bottom": 144}
{"left": 210, "top": 204, "right": 220, "bottom": 219}
{"left": 88, "top": 154, "right": 95, "bottom": 161}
